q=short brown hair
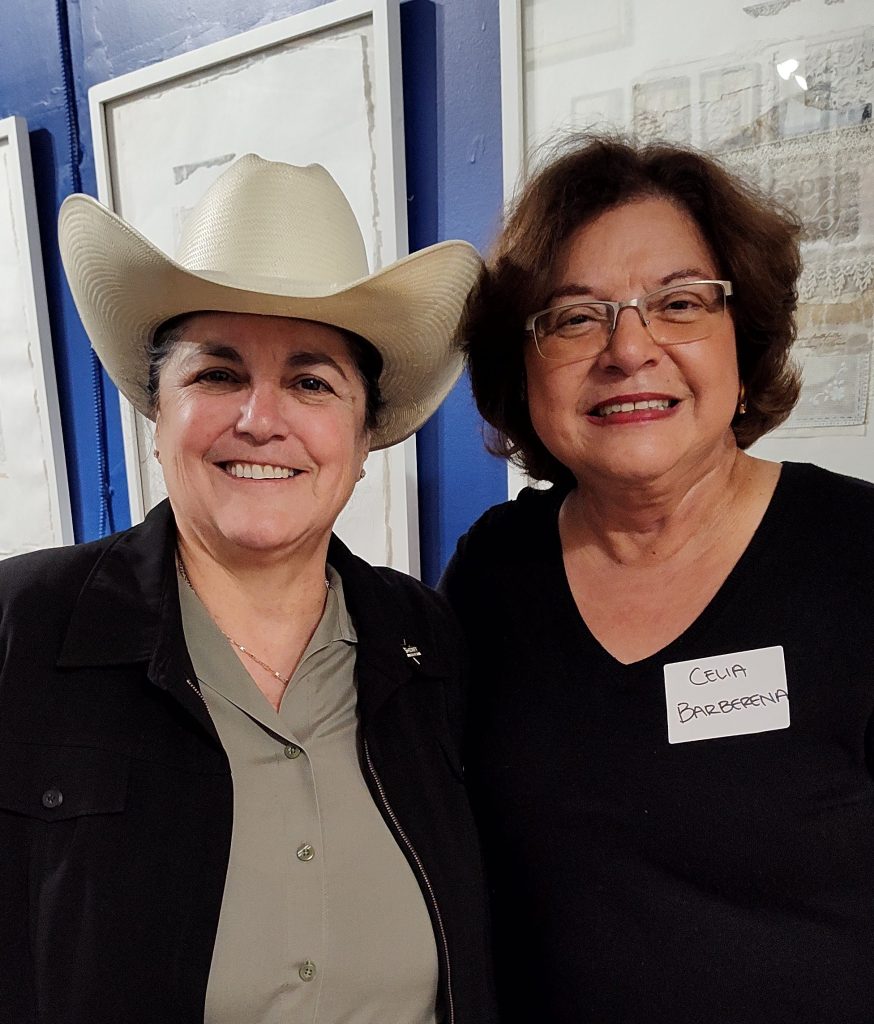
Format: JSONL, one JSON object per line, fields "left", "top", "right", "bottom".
{"left": 462, "top": 133, "right": 803, "bottom": 485}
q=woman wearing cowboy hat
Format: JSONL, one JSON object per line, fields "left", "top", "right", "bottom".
{"left": 0, "top": 155, "right": 497, "bottom": 1024}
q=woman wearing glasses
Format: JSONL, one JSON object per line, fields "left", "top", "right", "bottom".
{"left": 441, "top": 135, "right": 874, "bottom": 1023}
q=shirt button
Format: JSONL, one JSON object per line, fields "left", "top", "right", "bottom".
{"left": 284, "top": 744, "right": 302, "bottom": 759}
{"left": 297, "top": 843, "right": 315, "bottom": 862}
{"left": 299, "top": 960, "right": 317, "bottom": 982}
{"left": 42, "top": 788, "right": 63, "bottom": 810}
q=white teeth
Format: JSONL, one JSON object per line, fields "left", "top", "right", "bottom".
{"left": 596, "top": 398, "right": 672, "bottom": 416}
{"left": 224, "top": 463, "right": 297, "bottom": 479}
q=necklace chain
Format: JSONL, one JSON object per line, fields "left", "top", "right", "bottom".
{"left": 176, "top": 552, "right": 308, "bottom": 686}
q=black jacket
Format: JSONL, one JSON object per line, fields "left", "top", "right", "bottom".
{"left": 0, "top": 501, "right": 497, "bottom": 1024}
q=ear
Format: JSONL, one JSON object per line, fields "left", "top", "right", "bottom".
{"left": 153, "top": 415, "right": 162, "bottom": 463}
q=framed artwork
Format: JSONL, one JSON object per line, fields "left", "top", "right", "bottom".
{"left": 500, "top": 0, "right": 874, "bottom": 488}
{"left": 0, "top": 115, "right": 72, "bottom": 557}
{"left": 89, "top": 0, "right": 418, "bottom": 571}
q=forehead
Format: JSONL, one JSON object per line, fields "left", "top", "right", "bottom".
{"left": 175, "top": 311, "right": 355, "bottom": 361}
{"left": 555, "top": 197, "right": 717, "bottom": 288}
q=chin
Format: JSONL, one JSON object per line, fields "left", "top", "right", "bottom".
{"left": 211, "top": 511, "right": 320, "bottom": 555}
{"left": 575, "top": 445, "right": 688, "bottom": 487}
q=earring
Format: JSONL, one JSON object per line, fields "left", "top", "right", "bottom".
{"left": 359, "top": 467, "right": 366, "bottom": 480}
{"left": 737, "top": 383, "right": 747, "bottom": 416}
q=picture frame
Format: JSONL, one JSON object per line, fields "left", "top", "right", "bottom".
{"left": 499, "top": 0, "right": 874, "bottom": 488}
{"left": 88, "top": 0, "right": 418, "bottom": 572}
{"left": 0, "top": 115, "right": 73, "bottom": 556}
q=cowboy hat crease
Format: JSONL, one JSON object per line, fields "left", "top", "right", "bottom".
{"left": 58, "top": 154, "right": 483, "bottom": 450}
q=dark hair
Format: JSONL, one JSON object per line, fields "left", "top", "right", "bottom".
{"left": 462, "top": 133, "right": 803, "bottom": 485}
{"left": 145, "top": 312, "right": 384, "bottom": 431}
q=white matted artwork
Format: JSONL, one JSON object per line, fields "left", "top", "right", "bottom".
{"left": 89, "top": 0, "right": 417, "bottom": 571}
{"left": 0, "top": 115, "right": 72, "bottom": 556}
{"left": 500, "top": 0, "right": 874, "bottom": 491}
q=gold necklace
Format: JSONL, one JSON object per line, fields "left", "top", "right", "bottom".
{"left": 176, "top": 553, "right": 302, "bottom": 685}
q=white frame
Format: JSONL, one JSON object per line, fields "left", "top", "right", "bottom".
{"left": 500, "top": 0, "right": 525, "bottom": 213}
{"left": 500, "top": 0, "right": 530, "bottom": 500}
{"left": 88, "top": 0, "right": 420, "bottom": 573}
{"left": 0, "top": 115, "right": 73, "bottom": 552}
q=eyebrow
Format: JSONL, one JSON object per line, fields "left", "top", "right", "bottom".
{"left": 187, "top": 343, "right": 350, "bottom": 380}
{"left": 544, "top": 268, "right": 715, "bottom": 306}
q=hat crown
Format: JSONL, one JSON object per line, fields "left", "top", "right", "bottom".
{"left": 175, "top": 154, "right": 370, "bottom": 289}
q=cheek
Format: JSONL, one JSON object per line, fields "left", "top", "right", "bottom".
{"left": 682, "top": 341, "right": 739, "bottom": 405}
{"left": 155, "top": 399, "right": 221, "bottom": 469}
{"left": 304, "top": 409, "right": 368, "bottom": 469}
{"left": 525, "top": 357, "right": 586, "bottom": 437}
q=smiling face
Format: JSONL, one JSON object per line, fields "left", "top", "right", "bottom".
{"left": 153, "top": 312, "right": 370, "bottom": 563}
{"left": 523, "top": 197, "right": 740, "bottom": 490}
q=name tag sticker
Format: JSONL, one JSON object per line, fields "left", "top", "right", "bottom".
{"left": 664, "top": 645, "right": 789, "bottom": 745}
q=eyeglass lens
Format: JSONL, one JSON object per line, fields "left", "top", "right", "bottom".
{"left": 533, "top": 282, "right": 728, "bottom": 360}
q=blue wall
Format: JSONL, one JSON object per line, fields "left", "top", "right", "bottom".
{"left": 0, "top": 0, "right": 507, "bottom": 583}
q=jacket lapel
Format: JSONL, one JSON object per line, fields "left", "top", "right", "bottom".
{"left": 327, "top": 535, "right": 452, "bottom": 727}
{"left": 57, "top": 501, "right": 218, "bottom": 737}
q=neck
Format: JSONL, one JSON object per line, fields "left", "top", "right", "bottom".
{"left": 175, "top": 529, "right": 330, "bottom": 634}
{"left": 561, "top": 445, "right": 765, "bottom": 567}
{"left": 176, "top": 530, "right": 333, "bottom": 711}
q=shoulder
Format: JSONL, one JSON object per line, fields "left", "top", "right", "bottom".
{"left": 0, "top": 501, "right": 175, "bottom": 631}
{"left": 329, "top": 538, "right": 462, "bottom": 652}
{"left": 785, "top": 459, "right": 874, "bottom": 496}
{"left": 0, "top": 532, "right": 137, "bottom": 672}
{"left": 766, "top": 462, "right": 874, "bottom": 585}
{"left": 354, "top": 558, "right": 460, "bottom": 635}
{"left": 776, "top": 461, "right": 874, "bottom": 527}
{"left": 453, "top": 484, "right": 563, "bottom": 559}
{"left": 440, "top": 484, "right": 564, "bottom": 596}
{"left": 0, "top": 533, "right": 120, "bottom": 619}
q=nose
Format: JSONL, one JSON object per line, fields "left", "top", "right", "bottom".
{"left": 596, "top": 303, "right": 663, "bottom": 376}
{"left": 235, "top": 383, "right": 289, "bottom": 442}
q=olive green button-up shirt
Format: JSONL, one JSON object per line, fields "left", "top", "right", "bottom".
{"left": 178, "top": 567, "right": 439, "bottom": 1024}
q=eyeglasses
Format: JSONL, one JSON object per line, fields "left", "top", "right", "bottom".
{"left": 526, "top": 280, "right": 733, "bottom": 361}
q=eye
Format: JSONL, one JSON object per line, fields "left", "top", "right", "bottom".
{"left": 196, "top": 368, "right": 237, "bottom": 384}
{"left": 294, "top": 376, "right": 334, "bottom": 394}
{"left": 551, "top": 304, "right": 610, "bottom": 336}
{"left": 665, "top": 295, "right": 704, "bottom": 311}
{"left": 650, "top": 286, "right": 715, "bottom": 319}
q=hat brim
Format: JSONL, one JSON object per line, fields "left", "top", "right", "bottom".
{"left": 59, "top": 195, "right": 482, "bottom": 450}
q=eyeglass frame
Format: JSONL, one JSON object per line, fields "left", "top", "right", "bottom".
{"left": 524, "top": 279, "right": 734, "bottom": 359}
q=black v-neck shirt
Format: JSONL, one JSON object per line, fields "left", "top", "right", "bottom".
{"left": 441, "top": 462, "right": 874, "bottom": 1024}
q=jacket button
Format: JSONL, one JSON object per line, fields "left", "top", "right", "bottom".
{"left": 284, "top": 744, "right": 302, "bottom": 759}
{"left": 299, "top": 960, "right": 317, "bottom": 982}
{"left": 42, "top": 788, "right": 63, "bottom": 810}
{"left": 296, "top": 843, "right": 315, "bottom": 862}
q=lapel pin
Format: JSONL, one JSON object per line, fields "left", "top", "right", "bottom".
{"left": 402, "top": 640, "right": 422, "bottom": 665}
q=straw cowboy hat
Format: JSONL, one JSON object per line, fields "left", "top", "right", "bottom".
{"left": 58, "top": 154, "right": 482, "bottom": 450}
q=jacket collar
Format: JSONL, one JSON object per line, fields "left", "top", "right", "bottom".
{"left": 58, "top": 500, "right": 179, "bottom": 670}
{"left": 58, "top": 501, "right": 451, "bottom": 722}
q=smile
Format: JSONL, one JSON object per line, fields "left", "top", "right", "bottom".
{"left": 221, "top": 462, "right": 301, "bottom": 479}
{"left": 590, "top": 397, "right": 677, "bottom": 417}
